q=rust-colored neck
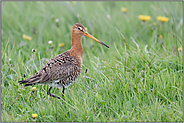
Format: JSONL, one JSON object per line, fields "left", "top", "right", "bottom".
{"left": 70, "top": 32, "right": 83, "bottom": 58}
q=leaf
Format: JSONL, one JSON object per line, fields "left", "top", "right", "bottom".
{"left": 95, "top": 93, "right": 106, "bottom": 105}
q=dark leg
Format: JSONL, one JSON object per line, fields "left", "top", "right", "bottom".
{"left": 47, "top": 87, "right": 61, "bottom": 99}
{"left": 62, "top": 86, "right": 65, "bottom": 98}
{"left": 61, "top": 86, "right": 65, "bottom": 104}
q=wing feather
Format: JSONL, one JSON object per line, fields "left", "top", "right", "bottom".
{"left": 18, "top": 51, "right": 81, "bottom": 87}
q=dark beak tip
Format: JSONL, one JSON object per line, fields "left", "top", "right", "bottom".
{"left": 101, "top": 42, "right": 109, "bottom": 48}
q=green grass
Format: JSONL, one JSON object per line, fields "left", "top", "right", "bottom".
{"left": 1, "top": 1, "right": 183, "bottom": 122}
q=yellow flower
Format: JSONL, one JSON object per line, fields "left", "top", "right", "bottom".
{"left": 59, "top": 42, "right": 65, "bottom": 47}
{"left": 153, "top": 22, "right": 157, "bottom": 26}
{"left": 178, "top": 47, "right": 182, "bottom": 52}
{"left": 72, "top": 1, "right": 76, "bottom": 4}
{"left": 23, "top": 34, "right": 32, "bottom": 41}
{"left": 139, "top": 15, "right": 151, "bottom": 21}
{"left": 31, "top": 87, "right": 37, "bottom": 92}
{"left": 159, "top": 35, "right": 163, "bottom": 39}
{"left": 85, "top": 27, "right": 88, "bottom": 31}
{"left": 157, "top": 16, "right": 169, "bottom": 22}
{"left": 121, "top": 7, "right": 128, "bottom": 12}
{"left": 32, "top": 114, "right": 38, "bottom": 119}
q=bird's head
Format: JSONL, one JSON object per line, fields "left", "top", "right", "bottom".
{"left": 72, "top": 23, "right": 109, "bottom": 48}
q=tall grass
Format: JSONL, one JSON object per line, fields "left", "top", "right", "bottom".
{"left": 1, "top": 1, "right": 183, "bottom": 122}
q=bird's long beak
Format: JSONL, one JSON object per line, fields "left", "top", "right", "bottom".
{"left": 84, "top": 32, "right": 109, "bottom": 48}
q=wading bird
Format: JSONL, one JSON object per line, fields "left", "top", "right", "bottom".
{"left": 19, "top": 23, "right": 109, "bottom": 99}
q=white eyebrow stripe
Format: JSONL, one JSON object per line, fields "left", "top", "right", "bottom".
{"left": 78, "top": 27, "right": 82, "bottom": 30}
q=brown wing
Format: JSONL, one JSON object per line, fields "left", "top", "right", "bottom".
{"left": 18, "top": 51, "right": 82, "bottom": 87}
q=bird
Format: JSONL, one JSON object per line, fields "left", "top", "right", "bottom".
{"left": 18, "top": 23, "right": 109, "bottom": 100}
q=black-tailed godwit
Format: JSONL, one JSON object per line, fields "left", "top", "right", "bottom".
{"left": 19, "top": 23, "right": 109, "bottom": 99}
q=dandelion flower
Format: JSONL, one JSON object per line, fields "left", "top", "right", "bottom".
{"left": 48, "top": 40, "right": 53, "bottom": 45}
{"left": 139, "top": 15, "right": 151, "bottom": 22}
{"left": 55, "top": 18, "right": 59, "bottom": 23}
{"left": 31, "top": 87, "right": 37, "bottom": 92}
{"left": 153, "top": 22, "right": 157, "bottom": 26}
{"left": 72, "top": 1, "right": 76, "bottom": 4}
{"left": 32, "top": 114, "right": 38, "bottom": 119}
{"left": 178, "top": 47, "right": 182, "bottom": 52}
{"left": 23, "top": 34, "right": 32, "bottom": 41}
{"left": 157, "top": 16, "right": 169, "bottom": 22}
{"left": 32, "top": 48, "right": 36, "bottom": 52}
{"left": 59, "top": 42, "right": 65, "bottom": 47}
{"left": 152, "top": 22, "right": 157, "bottom": 30}
{"left": 121, "top": 7, "right": 128, "bottom": 13}
{"left": 159, "top": 35, "right": 163, "bottom": 39}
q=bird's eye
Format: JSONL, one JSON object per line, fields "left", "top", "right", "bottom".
{"left": 78, "top": 27, "right": 82, "bottom": 31}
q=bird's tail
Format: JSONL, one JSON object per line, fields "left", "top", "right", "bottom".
{"left": 18, "top": 74, "right": 41, "bottom": 87}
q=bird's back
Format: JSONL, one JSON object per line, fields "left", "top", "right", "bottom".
{"left": 19, "top": 50, "right": 82, "bottom": 88}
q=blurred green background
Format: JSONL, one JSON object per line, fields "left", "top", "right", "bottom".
{"left": 1, "top": 1, "right": 183, "bottom": 122}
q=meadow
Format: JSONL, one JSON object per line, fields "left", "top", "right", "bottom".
{"left": 1, "top": 1, "right": 183, "bottom": 122}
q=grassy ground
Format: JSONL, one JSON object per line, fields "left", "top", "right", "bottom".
{"left": 1, "top": 1, "right": 183, "bottom": 122}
